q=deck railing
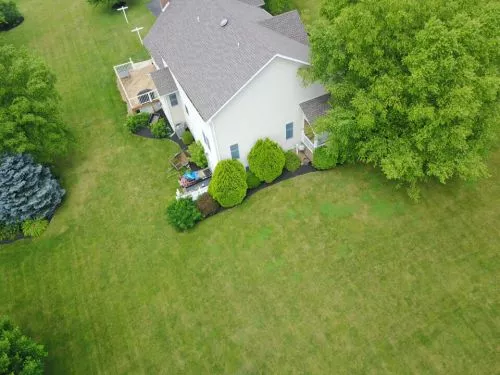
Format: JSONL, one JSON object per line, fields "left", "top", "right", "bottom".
{"left": 176, "top": 184, "right": 209, "bottom": 201}
{"left": 128, "top": 89, "right": 160, "bottom": 109}
{"left": 301, "top": 130, "right": 328, "bottom": 152}
{"left": 113, "top": 58, "right": 159, "bottom": 110}
{"left": 302, "top": 130, "right": 316, "bottom": 152}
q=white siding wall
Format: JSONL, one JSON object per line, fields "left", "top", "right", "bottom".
{"left": 172, "top": 74, "right": 219, "bottom": 170}
{"left": 212, "top": 57, "right": 325, "bottom": 166}
{"left": 159, "top": 92, "right": 185, "bottom": 126}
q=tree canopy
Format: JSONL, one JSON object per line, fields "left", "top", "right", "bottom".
{"left": 264, "top": 0, "right": 293, "bottom": 15}
{"left": 0, "top": 317, "right": 47, "bottom": 375}
{"left": 305, "top": 0, "right": 500, "bottom": 198}
{"left": 0, "top": 45, "right": 70, "bottom": 163}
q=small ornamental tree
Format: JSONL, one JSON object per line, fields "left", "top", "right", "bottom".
{"left": 208, "top": 159, "right": 247, "bottom": 208}
{"left": 0, "top": 317, "right": 47, "bottom": 374}
{"left": 248, "top": 138, "right": 285, "bottom": 183}
{"left": 188, "top": 141, "right": 208, "bottom": 168}
{"left": 166, "top": 198, "right": 202, "bottom": 231}
{"left": 0, "top": 154, "right": 65, "bottom": 224}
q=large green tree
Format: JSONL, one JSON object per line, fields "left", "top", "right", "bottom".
{"left": 0, "top": 317, "right": 47, "bottom": 374}
{"left": 305, "top": 0, "right": 499, "bottom": 198}
{"left": 0, "top": 45, "right": 70, "bottom": 163}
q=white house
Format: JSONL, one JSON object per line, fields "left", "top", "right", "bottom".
{"left": 143, "top": 0, "right": 330, "bottom": 169}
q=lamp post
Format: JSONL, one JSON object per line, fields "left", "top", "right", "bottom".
{"left": 116, "top": 6, "right": 129, "bottom": 24}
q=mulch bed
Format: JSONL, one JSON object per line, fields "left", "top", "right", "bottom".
{"left": 0, "top": 233, "right": 26, "bottom": 246}
{"left": 246, "top": 164, "right": 316, "bottom": 199}
{"left": 0, "top": 17, "right": 24, "bottom": 32}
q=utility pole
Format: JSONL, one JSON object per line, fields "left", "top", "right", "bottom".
{"left": 131, "top": 26, "right": 144, "bottom": 45}
{"left": 117, "top": 6, "right": 129, "bottom": 24}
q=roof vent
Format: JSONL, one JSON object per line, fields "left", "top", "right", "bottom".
{"left": 220, "top": 18, "right": 228, "bottom": 27}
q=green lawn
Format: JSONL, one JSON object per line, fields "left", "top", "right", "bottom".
{"left": 1, "top": 0, "right": 499, "bottom": 374}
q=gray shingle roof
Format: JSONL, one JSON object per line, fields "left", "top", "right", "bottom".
{"left": 144, "top": 0, "right": 310, "bottom": 121}
{"left": 300, "top": 94, "right": 331, "bottom": 124}
{"left": 259, "top": 10, "right": 308, "bottom": 45}
{"left": 237, "top": 0, "right": 264, "bottom": 6}
{"left": 150, "top": 68, "right": 177, "bottom": 96}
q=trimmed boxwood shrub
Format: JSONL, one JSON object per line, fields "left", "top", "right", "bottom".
{"left": 167, "top": 198, "right": 202, "bottom": 231}
{"left": 0, "top": 317, "right": 47, "bottom": 374}
{"left": 0, "top": 222, "right": 20, "bottom": 241}
{"left": 150, "top": 118, "right": 171, "bottom": 138}
{"left": 248, "top": 138, "right": 285, "bottom": 183}
{"left": 246, "top": 170, "right": 262, "bottom": 189}
{"left": 125, "top": 112, "right": 149, "bottom": 133}
{"left": 208, "top": 159, "right": 247, "bottom": 208}
{"left": 22, "top": 218, "right": 49, "bottom": 238}
{"left": 313, "top": 147, "right": 337, "bottom": 170}
{"left": 182, "top": 130, "right": 194, "bottom": 145}
{"left": 188, "top": 141, "right": 208, "bottom": 168}
{"left": 195, "top": 192, "right": 220, "bottom": 218}
{"left": 0, "top": 1, "right": 24, "bottom": 31}
{"left": 284, "top": 150, "right": 301, "bottom": 172}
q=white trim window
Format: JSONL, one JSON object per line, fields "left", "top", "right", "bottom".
{"left": 285, "top": 122, "right": 294, "bottom": 140}
{"left": 230, "top": 144, "right": 239, "bottom": 159}
{"left": 168, "top": 93, "right": 178, "bottom": 107}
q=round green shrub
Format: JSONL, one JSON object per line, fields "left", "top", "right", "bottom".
{"left": 246, "top": 170, "right": 262, "bottom": 189}
{"left": 284, "top": 150, "right": 301, "bottom": 172}
{"left": 150, "top": 118, "right": 171, "bottom": 138}
{"left": 22, "top": 218, "right": 49, "bottom": 238}
{"left": 0, "top": 222, "right": 21, "bottom": 241}
{"left": 182, "top": 130, "right": 194, "bottom": 145}
{"left": 313, "top": 147, "right": 337, "bottom": 170}
{"left": 125, "top": 112, "right": 149, "bottom": 133}
{"left": 208, "top": 159, "right": 247, "bottom": 208}
{"left": 0, "top": 317, "right": 47, "bottom": 374}
{"left": 248, "top": 138, "right": 285, "bottom": 183}
{"left": 188, "top": 141, "right": 208, "bottom": 168}
{"left": 0, "top": 1, "right": 24, "bottom": 31}
{"left": 167, "top": 198, "right": 202, "bottom": 231}
{"left": 195, "top": 192, "right": 220, "bottom": 218}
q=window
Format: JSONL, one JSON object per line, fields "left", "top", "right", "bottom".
{"left": 168, "top": 93, "right": 178, "bottom": 107}
{"left": 286, "top": 122, "right": 294, "bottom": 140}
{"left": 185, "top": 105, "right": 189, "bottom": 115}
{"left": 202, "top": 131, "right": 211, "bottom": 151}
{"left": 230, "top": 144, "right": 239, "bottom": 159}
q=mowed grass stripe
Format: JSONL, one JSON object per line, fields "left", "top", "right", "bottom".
{"left": 1, "top": 0, "right": 499, "bottom": 373}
